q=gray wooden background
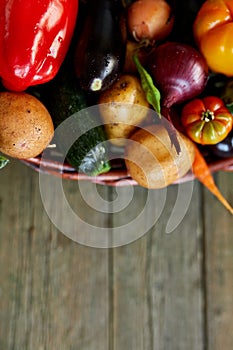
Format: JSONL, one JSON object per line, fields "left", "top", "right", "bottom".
{"left": 1, "top": 159, "right": 232, "bottom": 349}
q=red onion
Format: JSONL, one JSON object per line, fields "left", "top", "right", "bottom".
{"left": 147, "top": 41, "right": 209, "bottom": 107}
{"left": 147, "top": 41, "right": 209, "bottom": 152}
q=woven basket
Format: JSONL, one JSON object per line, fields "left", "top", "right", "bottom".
{"left": 21, "top": 152, "right": 233, "bottom": 187}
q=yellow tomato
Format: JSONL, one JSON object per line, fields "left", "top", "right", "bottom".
{"left": 193, "top": 0, "right": 233, "bottom": 76}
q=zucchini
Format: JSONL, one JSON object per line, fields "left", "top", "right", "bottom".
{"left": 42, "top": 70, "right": 111, "bottom": 176}
{"left": 0, "top": 155, "right": 9, "bottom": 169}
{"left": 74, "top": 0, "right": 126, "bottom": 92}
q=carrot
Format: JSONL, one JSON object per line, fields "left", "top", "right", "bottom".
{"left": 192, "top": 145, "right": 233, "bottom": 215}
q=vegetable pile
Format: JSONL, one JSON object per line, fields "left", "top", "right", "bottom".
{"left": 0, "top": 0, "right": 233, "bottom": 213}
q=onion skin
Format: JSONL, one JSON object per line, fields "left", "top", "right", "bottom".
{"left": 147, "top": 42, "right": 208, "bottom": 108}
{"left": 127, "top": 0, "right": 174, "bottom": 43}
{"left": 146, "top": 41, "right": 209, "bottom": 153}
{"left": 147, "top": 42, "right": 209, "bottom": 108}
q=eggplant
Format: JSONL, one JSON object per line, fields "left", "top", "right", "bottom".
{"left": 74, "top": 0, "right": 126, "bottom": 93}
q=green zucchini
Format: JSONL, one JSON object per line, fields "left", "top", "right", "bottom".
{"left": 42, "top": 71, "right": 111, "bottom": 176}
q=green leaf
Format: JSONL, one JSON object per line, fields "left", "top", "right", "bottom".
{"left": 0, "top": 155, "right": 9, "bottom": 169}
{"left": 133, "top": 54, "right": 161, "bottom": 116}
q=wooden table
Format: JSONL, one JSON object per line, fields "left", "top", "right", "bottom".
{"left": 0, "top": 159, "right": 232, "bottom": 350}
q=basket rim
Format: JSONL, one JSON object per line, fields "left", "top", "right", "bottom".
{"left": 21, "top": 154, "right": 233, "bottom": 186}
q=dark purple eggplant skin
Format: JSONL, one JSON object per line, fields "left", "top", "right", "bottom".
{"left": 208, "top": 130, "right": 233, "bottom": 158}
{"left": 74, "top": 0, "right": 126, "bottom": 93}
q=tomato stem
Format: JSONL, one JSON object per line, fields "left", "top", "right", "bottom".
{"left": 201, "top": 109, "right": 214, "bottom": 122}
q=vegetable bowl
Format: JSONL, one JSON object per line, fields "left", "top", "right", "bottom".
{"left": 1, "top": 0, "right": 233, "bottom": 212}
{"left": 21, "top": 144, "right": 233, "bottom": 187}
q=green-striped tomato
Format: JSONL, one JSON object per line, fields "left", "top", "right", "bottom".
{"left": 181, "top": 96, "right": 233, "bottom": 145}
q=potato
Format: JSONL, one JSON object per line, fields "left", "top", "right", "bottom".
{"left": 98, "top": 74, "right": 150, "bottom": 146}
{"left": 123, "top": 40, "right": 149, "bottom": 74}
{"left": 124, "top": 124, "right": 195, "bottom": 189}
{"left": 0, "top": 92, "right": 54, "bottom": 159}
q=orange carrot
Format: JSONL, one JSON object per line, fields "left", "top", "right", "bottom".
{"left": 192, "top": 145, "right": 233, "bottom": 215}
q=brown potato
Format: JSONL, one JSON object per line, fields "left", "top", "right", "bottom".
{"left": 0, "top": 92, "right": 54, "bottom": 159}
{"left": 124, "top": 124, "right": 195, "bottom": 189}
{"left": 123, "top": 40, "right": 149, "bottom": 74}
{"left": 98, "top": 74, "right": 150, "bottom": 146}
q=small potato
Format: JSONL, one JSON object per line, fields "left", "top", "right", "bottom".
{"left": 0, "top": 92, "right": 54, "bottom": 159}
{"left": 123, "top": 40, "right": 149, "bottom": 74}
{"left": 125, "top": 124, "right": 195, "bottom": 189}
{"left": 98, "top": 74, "right": 150, "bottom": 146}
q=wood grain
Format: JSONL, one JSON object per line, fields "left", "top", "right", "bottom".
{"left": 0, "top": 160, "right": 233, "bottom": 349}
{"left": 0, "top": 160, "right": 110, "bottom": 350}
{"left": 203, "top": 171, "right": 233, "bottom": 350}
{"left": 110, "top": 182, "right": 205, "bottom": 350}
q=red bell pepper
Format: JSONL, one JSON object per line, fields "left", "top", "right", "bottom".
{"left": 0, "top": 0, "right": 78, "bottom": 91}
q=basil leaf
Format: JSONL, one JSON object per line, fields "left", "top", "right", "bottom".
{"left": 133, "top": 54, "right": 161, "bottom": 116}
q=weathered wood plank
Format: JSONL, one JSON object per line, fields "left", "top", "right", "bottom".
{"left": 0, "top": 160, "right": 110, "bottom": 350}
{"left": 204, "top": 171, "right": 233, "bottom": 350}
{"left": 1, "top": 159, "right": 233, "bottom": 349}
{"left": 110, "top": 181, "right": 205, "bottom": 350}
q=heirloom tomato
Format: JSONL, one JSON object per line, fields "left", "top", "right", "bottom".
{"left": 193, "top": 0, "right": 233, "bottom": 76}
{"left": 181, "top": 96, "right": 233, "bottom": 145}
